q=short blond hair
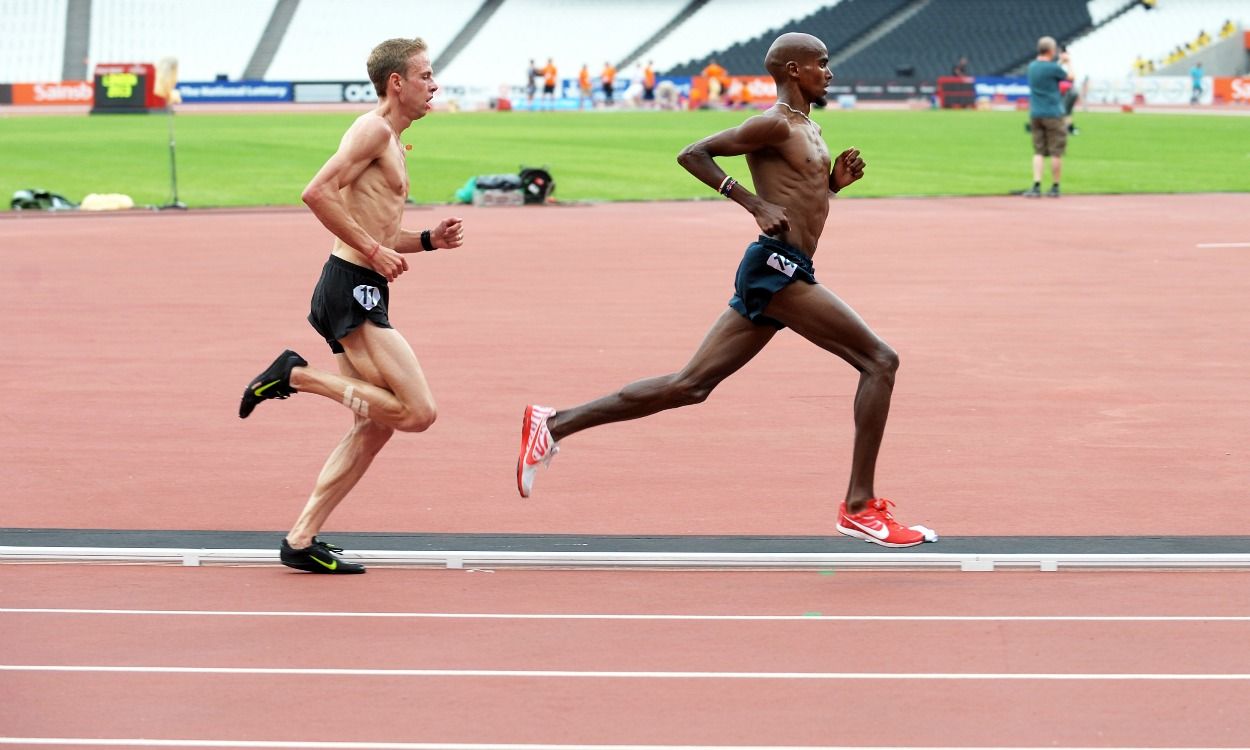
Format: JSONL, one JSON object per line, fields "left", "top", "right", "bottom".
{"left": 1037, "top": 36, "right": 1057, "bottom": 56}
{"left": 368, "top": 38, "right": 428, "bottom": 98}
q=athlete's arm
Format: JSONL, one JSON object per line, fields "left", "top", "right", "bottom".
{"left": 301, "top": 117, "right": 408, "bottom": 280}
{"left": 677, "top": 115, "right": 792, "bottom": 235}
{"left": 395, "top": 217, "right": 465, "bottom": 253}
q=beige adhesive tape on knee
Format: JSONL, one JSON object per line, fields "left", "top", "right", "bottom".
{"left": 341, "top": 385, "right": 370, "bottom": 417}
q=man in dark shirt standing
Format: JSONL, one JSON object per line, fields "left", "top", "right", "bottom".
{"left": 1024, "top": 36, "right": 1073, "bottom": 198}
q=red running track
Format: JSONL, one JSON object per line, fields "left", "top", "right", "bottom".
{"left": 2, "top": 195, "right": 1248, "bottom": 538}
{"left": 2, "top": 564, "right": 1249, "bottom": 747}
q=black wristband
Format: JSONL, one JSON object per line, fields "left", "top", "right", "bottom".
{"left": 420, "top": 229, "right": 434, "bottom": 251}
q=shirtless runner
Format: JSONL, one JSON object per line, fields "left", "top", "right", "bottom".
{"left": 517, "top": 33, "right": 937, "bottom": 548}
{"left": 238, "top": 38, "right": 465, "bottom": 573}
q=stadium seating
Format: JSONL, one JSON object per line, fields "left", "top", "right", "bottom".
{"left": 1066, "top": 0, "right": 1248, "bottom": 79}
{"left": 831, "top": 0, "right": 1091, "bottom": 81}
{"left": 266, "top": 0, "right": 479, "bottom": 83}
{"left": 666, "top": 0, "right": 913, "bottom": 77}
{"left": 645, "top": 0, "right": 837, "bottom": 73}
{"left": 438, "top": 0, "right": 681, "bottom": 89}
{"left": 87, "top": 0, "right": 273, "bottom": 81}
{"left": 1, "top": 0, "right": 67, "bottom": 83}
{"left": 7, "top": 0, "right": 1244, "bottom": 91}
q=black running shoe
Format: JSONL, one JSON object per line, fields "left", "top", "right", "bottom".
{"left": 1047, "top": 184, "right": 1061, "bottom": 198}
{"left": 280, "top": 538, "right": 366, "bottom": 574}
{"left": 239, "top": 350, "right": 307, "bottom": 418}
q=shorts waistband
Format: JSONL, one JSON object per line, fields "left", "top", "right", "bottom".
{"left": 755, "top": 235, "right": 814, "bottom": 270}
{"left": 327, "top": 253, "right": 388, "bottom": 285}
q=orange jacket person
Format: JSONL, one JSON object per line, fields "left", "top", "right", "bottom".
{"left": 601, "top": 61, "right": 617, "bottom": 105}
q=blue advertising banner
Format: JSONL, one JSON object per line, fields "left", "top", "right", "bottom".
{"left": 176, "top": 81, "right": 292, "bottom": 103}
{"left": 973, "top": 76, "right": 1030, "bottom": 101}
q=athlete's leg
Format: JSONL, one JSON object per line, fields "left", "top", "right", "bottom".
{"left": 762, "top": 282, "right": 899, "bottom": 513}
{"left": 286, "top": 352, "right": 395, "bottom": 549}
{"left": 548, "top": 309, "right": 776, "bottom": 441}
{"left": 290, "top": 323, "right": 436, "bottom": 433}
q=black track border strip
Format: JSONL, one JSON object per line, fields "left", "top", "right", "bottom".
{"left": 2, "top": 529, "right": 1248, "bottom": 555}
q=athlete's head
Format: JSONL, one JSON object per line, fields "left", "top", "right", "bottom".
{"left": 765, "top": 33, "right": 832, "bottom": 105}
{"left": 368, "top": 37, "right": 429, "bottom": 98}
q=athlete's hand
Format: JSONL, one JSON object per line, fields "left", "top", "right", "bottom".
{"left": 433, "top": 217, "right": 465, "bottom": 249}
{"left": 831, "top": 148, "right": 866, "bottom": 193}
{"left": 751, "top": 199, "right": 790, "bottom": 236}
{"left": 371, "top": 245, "right": 408, "bottom": 282}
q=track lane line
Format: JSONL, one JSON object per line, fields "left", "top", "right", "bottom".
{"left": 3, "top": 608, "right": 1249, "bottom": 621}
{"left": 4, "top": 665, "right": 1249, "bottom": 680}
{"left": 2, "top": 741, "right": 1241, "bottom": 749}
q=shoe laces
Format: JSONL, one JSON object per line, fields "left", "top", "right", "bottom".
{"left": 870, "top": 498, "right": 901, "bottom": 526}
{"left": 313, "top": 537, "right": 344, "bottom": 553}
{"left": 539, "top": 441, "right": 560, "bottom": 467}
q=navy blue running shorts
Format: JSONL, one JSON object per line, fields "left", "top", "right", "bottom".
{"left": 728, "top": 235, "right": 817, "bottom": 329}
{"left": 307, "top": 255, "right": 393, "bottom": 354}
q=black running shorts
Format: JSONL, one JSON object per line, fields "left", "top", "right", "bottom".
{"left": 728, "top": 235, "right": 817, "bottom": 330}
{"left": 307, "top": 255, "right": 392, "bottom": 354}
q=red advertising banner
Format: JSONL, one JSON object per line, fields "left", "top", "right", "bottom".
{"left": 1212, "top": 76, "right": 1250, "bottom": 103}
{"left": 11, "top": 81, "right": 94, "bottom": 105}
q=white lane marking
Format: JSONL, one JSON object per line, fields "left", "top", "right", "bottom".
{"left": 3, "top": 665, "right": 1248, "bottom": 680}
{"left": 2, "top": 608, "right": 1248, "bottom": 622}
{"left": 1, "top": 741, "right": 1238, "bottom": 750}
{"left": 1195, "top": 242, "right": 1250, "bottom": 248}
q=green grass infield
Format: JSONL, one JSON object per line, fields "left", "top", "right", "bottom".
{"left": 1, "top": 108, "right": 1246, "bottom": 210}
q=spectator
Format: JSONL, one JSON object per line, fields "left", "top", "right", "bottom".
{"left": 601, "top": 61, "right": 616, "bottom": 106}
{"left": 541, "top": 58, "right": 557, "bottom": 110}
{"left": 1190, "top": 62, "right": 1204, "bottom": 105}
{"left": 1023, "top": 36, "right": 1073, "bottom": 198}
{"left": 952, "top": 56, "right": 969, "bottom": 77}
{"left": 702, "top": 58, "right": 728, "bottom": 107}
{"left": 526, "top": 59, "right": 538, "bottom": 105}
{"left": 578, "top": 63, "right": 592, "bottom": 110}
{"left": 1220, "top": 19, "right": 1236, "bottom": 38}
{"left": 642, "top": 60, "right": 656, "bottom": 109}
{"left": 1060, "top": 47, "right": 1079, "bottom": 135}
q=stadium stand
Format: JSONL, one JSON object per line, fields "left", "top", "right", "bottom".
{"left": 87, "top": 0, "right": 273, "bottom": 81}
{"left": 831, "top": 0, "right": 1092, "bottom": 81}
{"left": 266, "top": 0, "right": 479, "bottom": 84}
{"left": 1066, "top": 0, "right": 1248, "bottom": 79}
{"left": 666, "top": 0, "right": 913, "bottom": 77}
{"left": 4, "top": 0, "right": 1243, "bottom": 90}
{"left": 644, "top": 0, "right": 836, "bottom": 73}
{"left": 1087, "top": 0, "right": 1136, "bottom": 26}
{"left": 438, "top": 0, "right": 681, "bottom": 89}
{"left": 1, "top": 0, "right": 68, "bottom": 82}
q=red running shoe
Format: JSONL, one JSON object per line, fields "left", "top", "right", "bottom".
{"left": 836, "top": 498, "right": 937, "bottom": 548}
{"left": 517, "top": 405, "right": 559, "bottom": 498}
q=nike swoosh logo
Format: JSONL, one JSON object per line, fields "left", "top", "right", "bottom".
{"left": 253, "top": 379, "right": 281, "bottom": 397}
{"left": 310, "top": 555, "right": 338, "bottom": 571}
{"left": 847, "top": 517, "right": 889, "bottom": 540}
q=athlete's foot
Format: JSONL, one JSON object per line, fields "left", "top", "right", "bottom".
{"left": 836, "top": 498, "right": 938, "bottom": 548}
{"left": 239, "top": 349, "right": 308, "bottom": 418}
{"left": 517, "top": 405, "right": 559, "bottom": 498}
{"left": 279, "top": 538, "right": 365, "bottom": 574}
